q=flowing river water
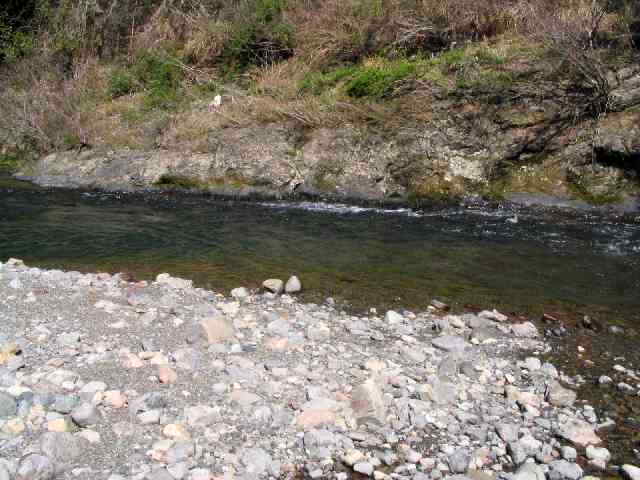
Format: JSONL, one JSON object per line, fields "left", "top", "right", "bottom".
{"left": 1, "top": 177, "right": 640, "bottom": 463}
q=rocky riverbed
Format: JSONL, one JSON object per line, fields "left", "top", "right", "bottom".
{"left": 1, "top": 259, "right": 639, "bottom": 480}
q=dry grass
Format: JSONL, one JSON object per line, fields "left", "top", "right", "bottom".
{"left": 1, "top": 0, "right": 637, "bottom": 162}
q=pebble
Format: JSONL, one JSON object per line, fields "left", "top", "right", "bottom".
{"left": 0, "top": 260, "right": 623, "bottom": 480}
{"left": 71, "top": 402, "right": 102, "bottom": 426}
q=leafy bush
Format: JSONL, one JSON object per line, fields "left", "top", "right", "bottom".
{"left": 132, "top": 54, "right": 184, "bottom": 110}
{"left": 300, "top": 58, "right": 420, "bottom": 99}
{"left": 345, "top": 60, "right": 417, "bottom": 98}
{"left": 221, "top": 0, "right": 294, "bottom": 70}
{"left": 0, "top": 31, "right": 36, "bottom": 63}
{"left": 300, "top": 67, "right": 357, "bottom": 94}
{"left": 108, "top": 69, "right": 137, "bottom": 98}
{"left": 0, "top": 153, "right": 20, "bottom": 171}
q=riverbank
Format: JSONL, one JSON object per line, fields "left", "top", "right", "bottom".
{"left": 1, "top": 259, "right": 639, "bottom": 480}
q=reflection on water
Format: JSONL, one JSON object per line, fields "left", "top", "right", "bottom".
{"left": 1, "top": 185, "right": 639, "bottom": 320}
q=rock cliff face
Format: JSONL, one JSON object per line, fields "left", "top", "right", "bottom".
{"left": 17, "top": 67, "right": 640, "bottom": 204}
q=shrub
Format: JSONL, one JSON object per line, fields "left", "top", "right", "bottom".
{"left": 300, "top": 67, "right": 357, "bottom": 94}
{"left": 299, "top": 58, "right": 420, "bottom": 99}
{"left": 220, "top": 0, "right": 294, "bottom": 70}
{"left": 345, "top": 60, "right": 417, "bottom": 98}
{"left": 108, "top": 69, "right": 137, "bottom": 98}
{"left": 0, "top": 31, "right": 36, "bottom": 63}
{"left": 132, "top": 53, "right": 184, "bottom": 110}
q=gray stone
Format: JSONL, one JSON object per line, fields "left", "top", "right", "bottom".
{"left": 285, "top": 276, "right": 302, "bottom": 294}
{"left": 548, "top": 460, "right": 583, "bottom": 480}
{"left": 262, "top": 279, "right": 284, "bottom": 294}
{"left": 470, "top": 326, "right": 500, "bottom": 342}
{"left": 496, "top": 423, "right": 519, "bottom": 443}
{"left": 146, "top": 468, "right": 174, "bottom": 480}
{"left": 0, "top": 463, "right": 10, "bottom": 480}
{"left": 79, "top": 381, "right": 107, "bottom": 397}
{"left": 354, "top": 462, "right": 374, "bottom": 476}
{"left": 479, "top": 309, "right": 508, "bottom": 322}
{"left": 201, "top": 316, "right": 235, "bottom": 344}
{"left": 39, "top": 432, "right": 87, "bottom": 470}
{"left": 540, "top": 363, "right": 559, "bottom": 378}
{"left": 51, "top": 395, "right": 80, "bottom": 414}
{"left": 155, "top": 273, "right": 192, "bottom": 290}
{"left": 448, "top": 449, "right": 470, "bottom": 474}
{"left": 230, "top": 390, "right": 261, "bottom": 407}
{"left": 241, "top": 447, "right": 279, "bottom": 476}
{"left": 598, "top": 375, "right": 613, "bottom": 385}
{"left": 16, "top": 454, "right": 55, "bottom": 480}
{"left": 557, "top": 419, "right": 601, "bottom": 447}
{"left": 190, "top": 468, "right": 214, "bottom": 480}
{"left": 622, "top": 465, "right": 640, "bottom": 480}
{"left": 267, "top": 318, "right": 291, "bottom": 336}
{"left": 561, "top": 446, "right": 577, "bottom": 462}
{"left": 129, "top": 392, "right": 167, "bottom": 415}
{"left": 508, "top": 442, "right": 527, "bottom": 466}
{"left": 351, "top": 378, "right": 386, "bottom": 425}
{"left": 57, "top": 332, "right": 81, "bottom": 346}
{"left": 165, "top": 442, "right": 195, "bottom": 464}
{"left": 513, "top": 463, "right": 546, "bottom": 480}
{"left": 306, "top": 323, "right": 331, "bottom": 341}
{"left": 418, "top": 378, "right": 457, "bottom": 405}
{"left": 231, "top": 287, "right": 250, "bottom": 299}
{"left": 304, "top": 429, "right": 335, "bottom": 448}
{"left": 431, "top": 335, "right": 469, "bottom": 353}
{"left": 0, "top": 392, "right": 17, "bottom": 418}
{"left": 524, "top": 357, "right": 542, "bottom": 371}
{"left": 71, "top": 402, "right": 102, "bottom": 427}
{"left": 402, "top": 346, "right": 426, "bottom": 364}
{"left": 185, "top": 405, "right": 220, "bottom": 427}
{"left": 167, "top": 462, "right": 189, "bottom": 480}
{"left": 385, "top": 310, "right": 404, "bottom": 324}
{"left": 546, "top": 382, "right": 577, "bottom": 407}
{"left": 138, "top": 409, "right": 161, "bottom": 424}
{"left": 586, "top": 446, "right": 610, "bottom": 463}
{"left": 519, "top": 435, "right": 542, "bottom": 456}
{"left": 437, "top": 355, "right": 459, "bottom": 379}
{"left": 511, "top": 322, "right": 539, "bottom": 338}
{"left": 172, "top": 348, "right": 201, "bottom": 370}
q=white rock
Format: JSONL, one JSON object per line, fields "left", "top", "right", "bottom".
{"left": 262, "top": 279, "right": 284, "bottom": 294}
{"left": 284, "top": 276, "right": 302, "bottom": 293}
{"left": 385, "top": 311, "right": 404, "bottom": 324}
{"left": 622, "top": 465, "right": 640, "bottom": 480}
{"left": 511, "top": 322, "right": 539, "bottom": 338}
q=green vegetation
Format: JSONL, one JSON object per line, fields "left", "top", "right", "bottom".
{"left": 299, "top": 47, "right": 516, "bottom": 99}
{"left": 300, "top": 59, "right": 420, "bottom": 99}
{"left": 0, "top": 153, "right": 21, "bottom": 172}
{"left": 345, "top": 60, "right": 417, "bottom": 98}
{"left": 108, "top": 70, "right": 137, "bottom": 99}
{"left": 0, "top": 0, "right": 638, "bottom": 202}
